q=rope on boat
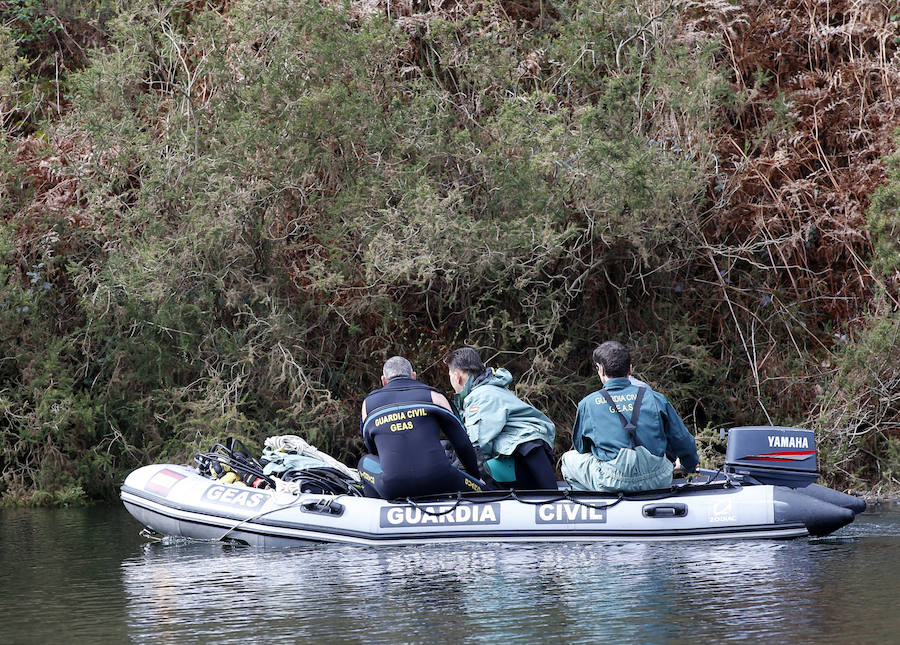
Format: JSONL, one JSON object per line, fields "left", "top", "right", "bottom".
{"left": 216, "top": 493, "right": 351, "bottom": 541}
{"left": 542, "top": 489, "right": 625, "bottom": 511}
{"left": 399, "top": 474, "right": 742, "bottom": 516}
{"left": 399, "top": 489, "right": 623, "bottom": 516}
{"left": 404, "top": 492, "right": 465, "bottom": 516}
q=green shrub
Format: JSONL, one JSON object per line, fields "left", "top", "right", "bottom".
{"left": 810, "top": 303, "right": 900, "bottom": 492}
{"left": 5, "top": 0, "right": 895, "bottom": 503}
{"left": 868, "top": 134, "right": 900, "bottom": 278}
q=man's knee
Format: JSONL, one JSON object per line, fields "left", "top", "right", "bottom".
{"left": 517, "top": 445, "right": 557, "bottom": 489}
{"left": 560, "top": 449, "right": 598, "bottom": 491}
{"left": 357, "top": 454, "right": 383, "bottom": 497}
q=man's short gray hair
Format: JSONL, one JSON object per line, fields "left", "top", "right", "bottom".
{"left": 382, "top": 356, "right": 414, "bottom": 381}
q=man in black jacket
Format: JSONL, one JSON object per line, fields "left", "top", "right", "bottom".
{"left": 358, "top": 356, "right": 483, "bottom": 499}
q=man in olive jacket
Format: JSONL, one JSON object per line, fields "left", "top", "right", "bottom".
{"left": 445, "top": 347, "right": 557, "bottom": 489}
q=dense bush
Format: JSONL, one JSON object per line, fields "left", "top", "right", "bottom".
{"left": 1, "top": 0, "right": 897, "bottom": 503}
{"left": 810, "top": 140, "right": 900, "bottom": 494}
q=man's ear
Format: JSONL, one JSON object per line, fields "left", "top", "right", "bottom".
{"left": 381, "top": 376, "right": 388, "bottom": 386}
{"left": 410, "top": 371, "right": 417, "bottom": 381}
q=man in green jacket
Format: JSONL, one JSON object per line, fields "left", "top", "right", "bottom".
{"left": 445, "top": 347, "right": 557, "bottom": 490}
{"left": 561, "top": 341, "right": 699, "bottom": 492}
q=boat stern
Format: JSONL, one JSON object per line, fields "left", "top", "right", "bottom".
{"left": 773, "top": 486, "right": 855, "bottom": 537}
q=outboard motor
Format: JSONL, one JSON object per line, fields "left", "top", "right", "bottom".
{"left": 725, "top": 426, "right": 818, "bottom": 487}
{"left": 725, "top": 426, "right": 866, "bottom": 515}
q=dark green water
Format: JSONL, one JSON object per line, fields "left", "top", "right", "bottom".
{"left": 1, "top": 503, "right": 899, "bottom": 644}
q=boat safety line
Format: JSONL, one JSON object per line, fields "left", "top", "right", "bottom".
{"left": 682, "top": 467, "right": 731, "bottom": 487}
{"left": 402, "top": 489, "right": 630, "bottom": 515}
{"left": 402, "top": 484, "right": 724, "bottom": 516}
{"left": 405, "top": 493, "right": 464, "bottom": 516}
{"left": 217, "top": 493, "right": 347, "bottom": 542}
{"left": 524, "top": 489, "right": 625, "bottom": 511}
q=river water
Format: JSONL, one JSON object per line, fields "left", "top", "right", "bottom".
{"left": 2, "top": 502, "right": 899, "bottom": 644}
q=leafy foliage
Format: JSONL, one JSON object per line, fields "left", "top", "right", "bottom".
{"left": 1, "top": 0, "right": 898, "bottom": 503}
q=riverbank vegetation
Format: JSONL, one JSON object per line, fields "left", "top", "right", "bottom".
{"left": 1, "top": 0, "right": 898, "bottom": 504}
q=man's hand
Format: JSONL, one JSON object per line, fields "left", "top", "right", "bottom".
{"left": 672, "top": 458, "right": 694, "bottom": 479}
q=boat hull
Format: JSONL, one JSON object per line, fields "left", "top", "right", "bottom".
{"left": 120, "top": 464, "right": 856, "bottom": 545}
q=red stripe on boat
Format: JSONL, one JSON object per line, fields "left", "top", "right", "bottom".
{"left": 146, "top": 468, "right": 186, "bottom": 495}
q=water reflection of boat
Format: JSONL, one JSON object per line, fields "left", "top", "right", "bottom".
{"left": 116, "top": 513, "right": 900, "bottom": 644}
{"left": 120, "top": 427, "right": 865, "bottom": 545}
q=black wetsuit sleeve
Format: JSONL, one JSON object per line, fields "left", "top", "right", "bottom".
{"left": 363, "top": 429, "right": 377, "bottom": 454}
{"left": 361, "top": 412, "right": 377, "bottom": 454}
{"left": 442, "top": 417, "right": 480, "bottom": 478}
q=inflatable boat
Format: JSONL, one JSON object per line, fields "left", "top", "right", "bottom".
{"left": 120, "top": 426, "right": 865, "bottom": 546}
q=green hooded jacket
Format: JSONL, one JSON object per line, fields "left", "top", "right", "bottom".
{"left": 457, "top": 368, "right": 556, "bottom": 460}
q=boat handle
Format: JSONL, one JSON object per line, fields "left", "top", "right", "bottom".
{"left": 301, "top": 500, "right": 345, "bottom": 516}
{"left": 642, "top": 503, "right": 688, "bottom": 518}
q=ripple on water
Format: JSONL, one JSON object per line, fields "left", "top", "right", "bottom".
{"left": 3, "top": 504, "right": 900, "bottom": 645}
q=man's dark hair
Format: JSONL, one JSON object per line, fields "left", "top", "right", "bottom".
{"left": 592, "top": 341, "right": 631, "bottom": 378}
{"left": 444, "top": 347, "right": 486, "bottom": 375}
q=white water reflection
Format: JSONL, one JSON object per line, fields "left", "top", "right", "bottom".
{"left": 120, "top": 512, "right": 900, "bottom": 645}
{"left": 2, "top": 503, "right": 899, "bottom": 645}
